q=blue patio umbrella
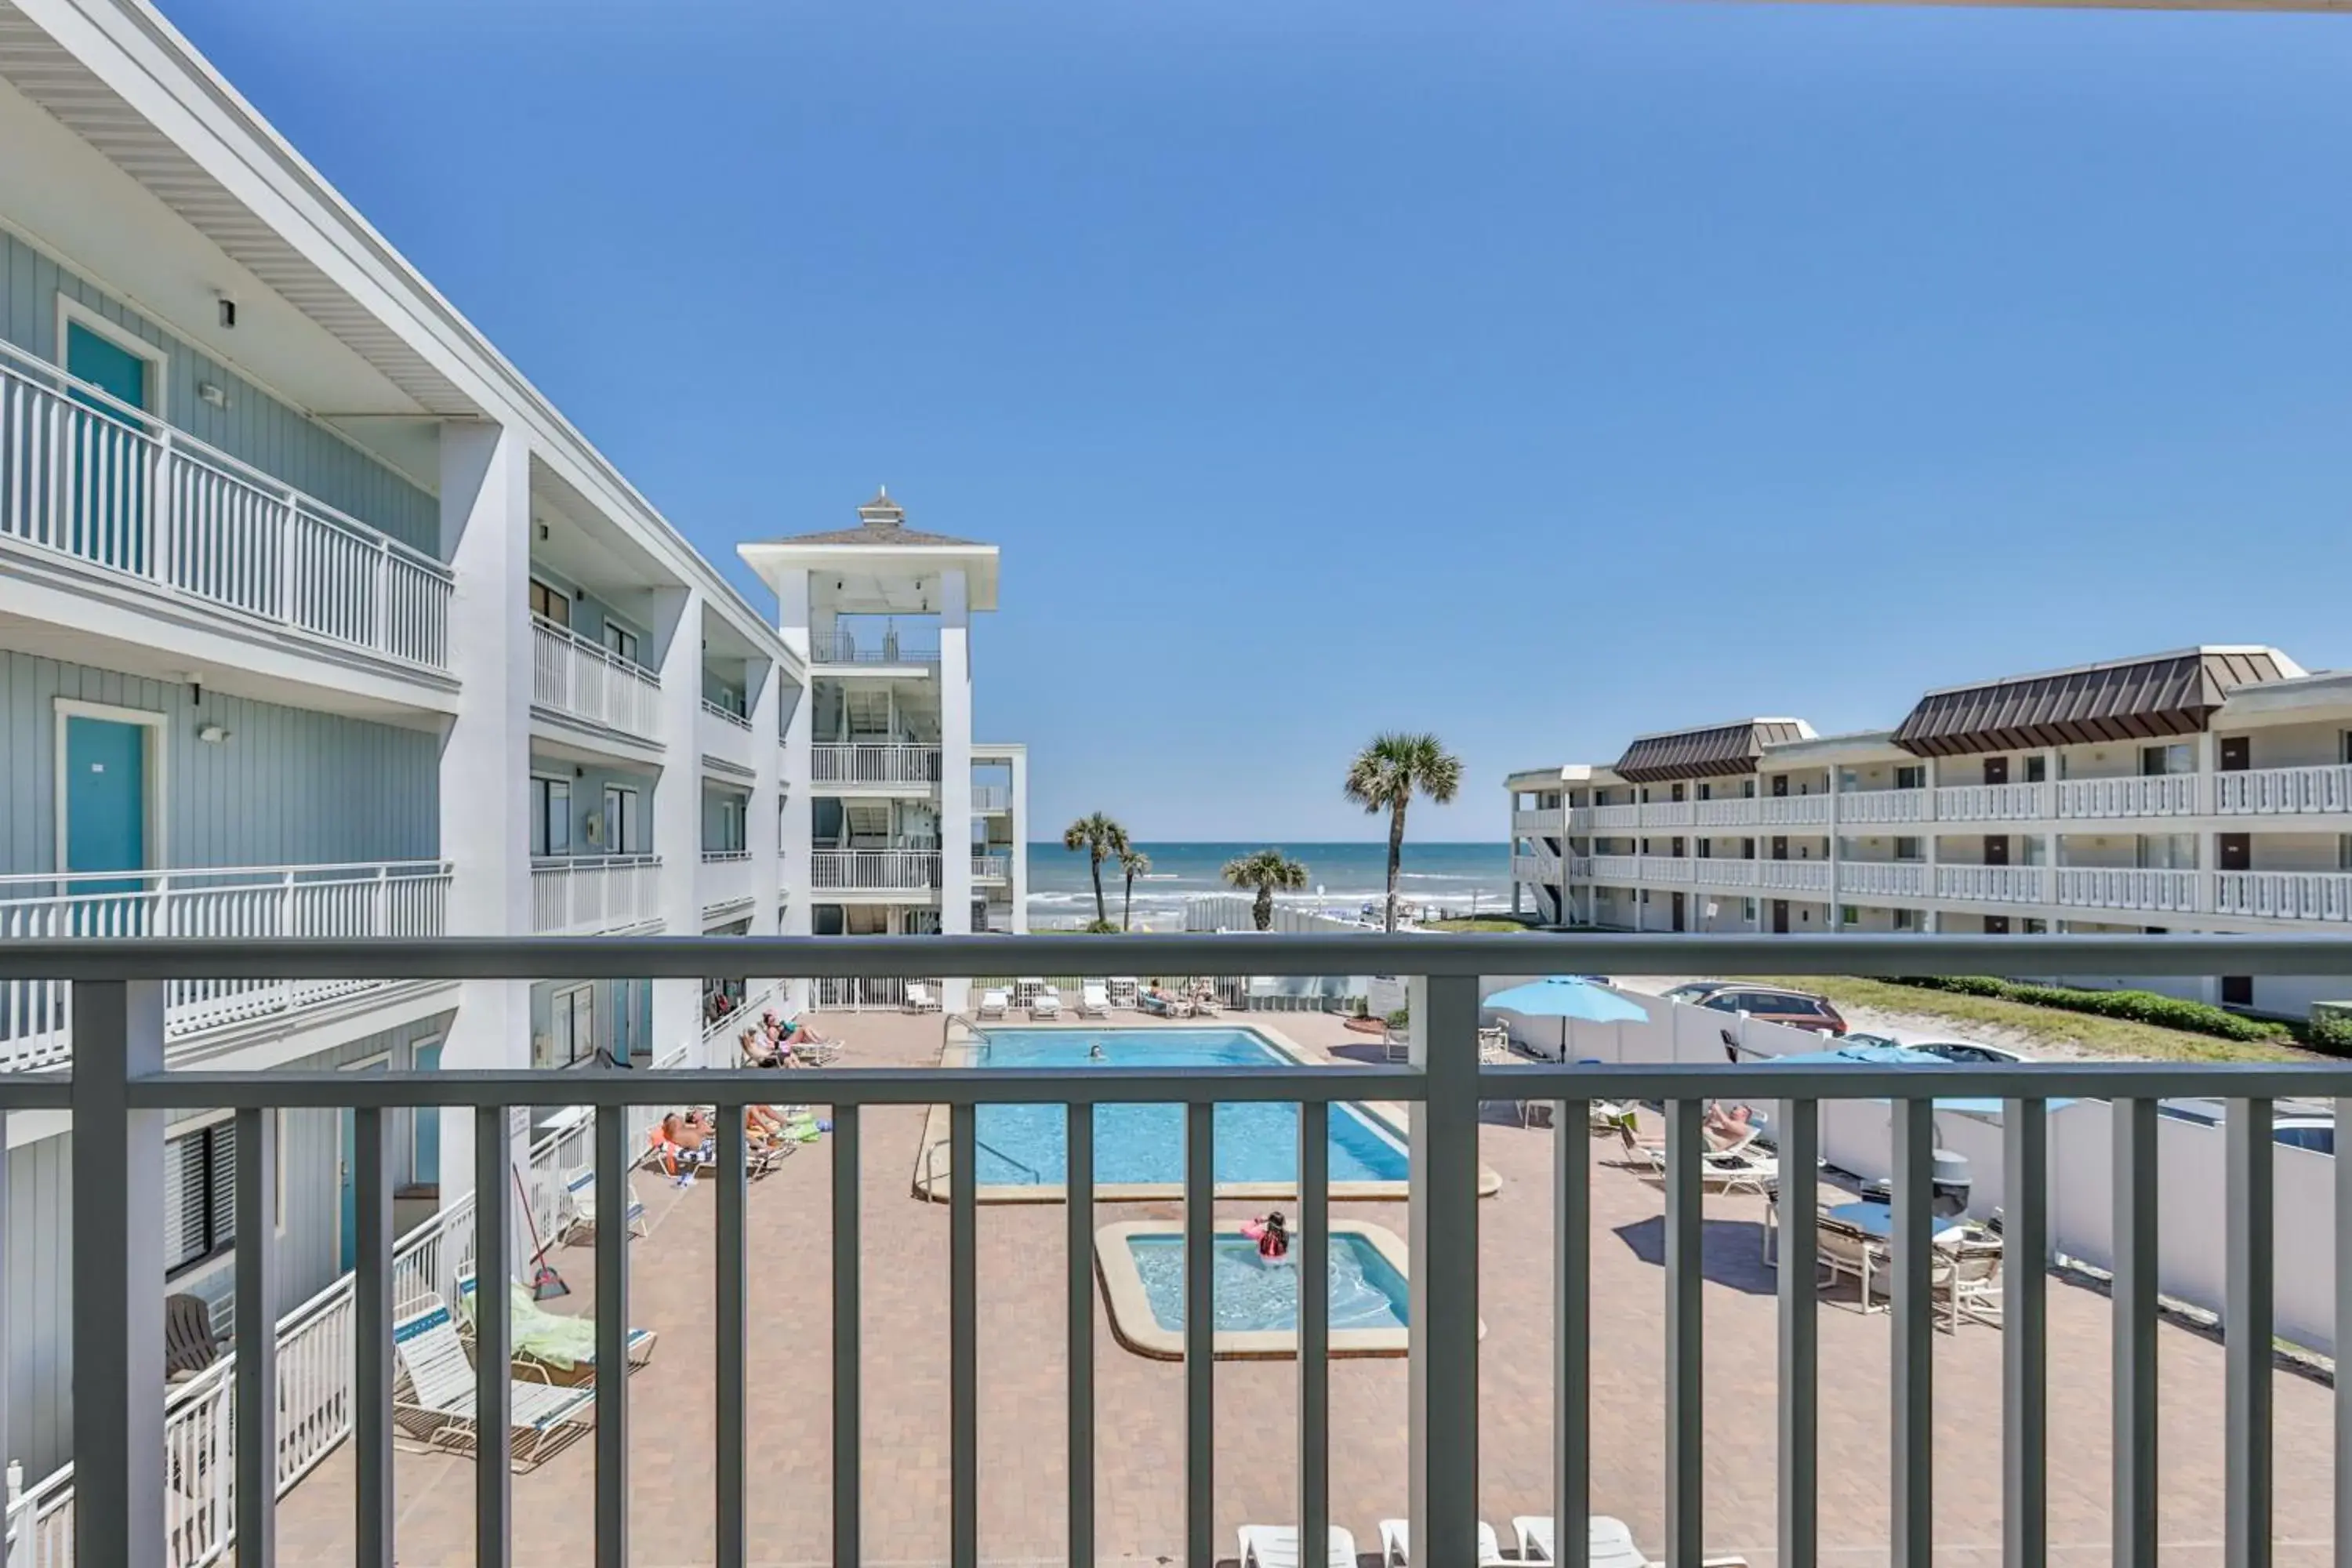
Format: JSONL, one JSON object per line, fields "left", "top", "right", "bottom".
{"left": 1482, "top": 976, "right": 1650, "bottom": 1058}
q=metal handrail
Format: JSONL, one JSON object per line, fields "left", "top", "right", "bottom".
{"left": 17, "top": 931, "right": 2352, "bottom": 1568}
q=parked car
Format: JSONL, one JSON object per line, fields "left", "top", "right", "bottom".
{"left": 1900, "top": 1038, "right": 2031, "bottom": 1067}
{"left": 2158, "top": 1098, "right": 2336, "bottom": 1155}
{"left": 1660, "top": 981, "right": 1846, "bottom": 1036}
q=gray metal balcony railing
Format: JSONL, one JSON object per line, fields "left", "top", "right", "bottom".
{"left": 2, "top": 931, "right": 2350, "bottom": 1568}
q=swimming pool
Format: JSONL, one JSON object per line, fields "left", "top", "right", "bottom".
{"left": 1127, "top": 1232, "right": 1409, "bottom": 1334}
{"left": 965, "top": 1026, "right": 1408, "bottom": 1189}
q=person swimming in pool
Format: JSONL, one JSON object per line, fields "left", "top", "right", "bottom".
{"left": 1254, "top": 1210, "right": 1290, "bottom": 1261}
{"left": 1087, "top": 1040, "right": 1104, "bottom": 1060}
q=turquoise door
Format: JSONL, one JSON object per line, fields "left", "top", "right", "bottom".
{"left": 340, "top": 1106, "right": 358, "bottom": 1271}
{"left": 64, "top": 321, "right": 151, "bottom": 572}
{"left": 64, "top": 717, "right": 146, "bottom": 912}
{"left": 412, "top": 1041, "right": 443, "bottom": 1187}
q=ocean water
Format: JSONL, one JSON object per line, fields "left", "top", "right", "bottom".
{"left": 1027, "top": 840, "right": 1510, "bottom": 929}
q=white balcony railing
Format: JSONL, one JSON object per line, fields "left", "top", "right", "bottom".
{"left": 1567, "top": 855, "right": 1594, "bottom": 880}
{"left": 1758, "top": 859, "right": 1833, "bottom": 893}
{"left": 811, "top": 743, "right": 943, "bottom": 787}
{"left": 1584, "top": 854, "right": 1640, "bottom": 884}
{"left": 1638, "top": 856, "right": 1695, "bottom": 884}
{"left": 700, "top": 699, "right": 752, "bottom": 731}
{"left": 1935, "top": 863, "right": 2049, "bottom": 905}
{"left": 1933, "top": 782, "right": 2051, "bottom": 823}
{"left": 530, "top": 854, "right": 662, "bottom": 934}
{"left": 2212, "top": 870, "right": 2352, "bottom": 924}
{"left": 1692, "top": 858, "right": 1758, "bottom": 889}
{"left": 2053, "top": 866, "right": 2200, "bottom": 915}
{"left": 1693, "top": 797, "right": 1760, "bottom": 828}
{"left": 2215, "top": 764, "right": 2352, "bottom": 818}
{"left": 2054, "top": 775, "right": 2200, "bottom": 820}
{"left": 0, "top": 341, "right": 454, "bottom": 673}
{"left": 1510, "top": 807, "right": 1565, "bottom": 833}
{"left": 1586, "top": 804, "right": 1641, "bottom": 831}
{"left": 0, "top": 861, "right": 448, "bottom": 1072}
{"left": 971, "top": 786, "right": 1012, "bottom": 812}
{"left": 811, "top": 848, "right": 942, "bottom": 891}
{"left": 532, "top": 618, "right": 662, "bottom": 740}
{"left": 971, "top": 854, "right": 1011, "bottom": 882}
{"left": 1837, "top": 788, "right": 1930, "bottom": 826}
{"left": 1637, "top": 801, "right": 1694, "bottom": 829}
{"left": 1758, "top": 794, "right": 1831, "bottom": 827}
{"left": 1836, "top": 861, "right": 1929, "bottom": 900}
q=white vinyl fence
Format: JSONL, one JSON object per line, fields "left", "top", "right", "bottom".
{"left": 1489, "top": 980, "right": 2343, "bottom": 1356}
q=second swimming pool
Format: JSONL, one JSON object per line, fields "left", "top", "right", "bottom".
{"left": 967, "top": 1027, "right": 1410, "bottom": 1188}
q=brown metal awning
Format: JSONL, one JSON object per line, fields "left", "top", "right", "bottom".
{"left": 1613, "top": 720, "right": 1809, "bottom": 783}
{"left": 1891, "top": 650, "right": 2291, "bottom": 758}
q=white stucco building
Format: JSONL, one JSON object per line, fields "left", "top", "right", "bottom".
{"left": 0, "top": 0, "right": 1050, "bottom": 1481}
{"left": 1508, "top": 646, "right": 2352, "bottom": 1018}
{"left": 742, "top": 490, "right": 1029, "bottom": 1011}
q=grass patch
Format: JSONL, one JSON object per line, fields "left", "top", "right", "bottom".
{"left": 1743, "top": 974, "right": 2319, "bottom": 1064}
{"left": 1426, "top": 916, "right": 1537, "bottom": 933}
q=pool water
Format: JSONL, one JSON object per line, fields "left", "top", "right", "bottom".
{"left": 969, "top": 1028, "right": 1409, "bottom": 1187}
{"left": 1127, "top": 1233, "right": 1410, "bottom": 1333}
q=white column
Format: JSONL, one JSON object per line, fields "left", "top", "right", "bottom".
{"left": 746, "top": 653, "right": 785, "bottom": 1019}
{"left": 435, "top": 422, "right": 533, "bottom": 1223}
{"left": 1826, "top": 766, "right": 1842, "bottom": 919}
{"left": 1007, "top": 746, "right": 1030, "bottom": 935}
{"left": 938, "top": 570, "right": 975, "bottom": 1009}
{"left": 774, "top": 571, "right": 815, "bottom": 1012}
{"left": 652, "top": 584, "right": 705, "bottom": 1064}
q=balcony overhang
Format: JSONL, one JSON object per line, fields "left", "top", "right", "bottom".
{"left": 1614, "top": 720, "right": 1812, "bottom": 783}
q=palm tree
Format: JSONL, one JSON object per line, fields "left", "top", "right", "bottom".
{"left": 1062, "top": 812, "right": 1131, "bottom": 927}
{"left": 1118, "top": 847, "right": 1153, "bottom": 932}
{"left": 1343, "top": 732, "right": 1465, "bottom": 932}
{"left": 1222, "top": 848, "right": 1308, "bottom": 932}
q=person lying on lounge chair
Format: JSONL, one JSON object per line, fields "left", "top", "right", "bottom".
{"left": 742, "top": 1029, "right": 800, "bottom": 1069}
{"left": 745, "top": 1104, "right": 791, "bottom": 1146}
{"left": 1704, "top": 1102, "right": 1758, "bottom": 1149}
{"left": 660, "top": 1112, "right": 717, "bottom": 1184}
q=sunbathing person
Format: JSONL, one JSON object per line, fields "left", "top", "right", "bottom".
{"left": 745, "top": 1104, "right": 790, "bottom": 1146}
{"left": 660, "top": 1111, "right": 716, "bottom": 1185}
{"left": 1703, "top": 1102, "right": 1757, "bottom": 1149}
{"left": 741, "top": 1029, "right": 795, "bottom": 1069}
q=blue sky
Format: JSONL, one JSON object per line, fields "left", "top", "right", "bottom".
{"left": 169, "top": 0, "right": 2352, "bottom": 841}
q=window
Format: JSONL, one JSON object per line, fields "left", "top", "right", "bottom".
{"left": 1894, "top": 837, "right": 1922, "bottom": 862}
{"left": 1696, "top": 782, "right": 1711, "bottom": 800}
{"left": 1839, "top": 905, "right": 1860, "bottom": 927}
{"left": 539, "top": 984, "right": 597, "bottom": 1069}
{"left": 528, "top": 578, "right": 572, "bottom": 629}
{"left": 2339, "top": 834, "right": 2352, "bottom": 872}
{"left": 2024, "top": 756, "right": 2048, "bottom": 783}
{"left": 165, "top": 1121, "right": 236, "bottom": 1276}
{"left": 1741, "top": 898, "right": 1758, "bottom": 922}
{"left": 1741, "top": 779, "right": 1756, "bottom": 799}
{"left": 531, "top": 776, "right": 572, "bottom": 856}
{"left": 2137, "top": 833, "right": 2196, "bottom": 870}
{"left": 601, "top": 784, "right": 641, "bottom": 853}
{"left": 603, "top": 622, "right": 640, "bottom": 665}
{"left": 2023, "top": 918, "right": 2049, "bottom": 935}
{"left": 1892, "top": 908, "right": 1917, "bottom": 931}
{"left": 2140, "top": 743, "right": 2193, "bottom": 777}
{"left": 1895, "top": 765, "right": 1925, "bottom": 791}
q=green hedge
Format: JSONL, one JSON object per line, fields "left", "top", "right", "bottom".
{"left": 1887, "top": 975, "right": 2295, "bottom": 1043}
{"left": 2308, "top": 1007, "right": 2352, "bottom": 1054}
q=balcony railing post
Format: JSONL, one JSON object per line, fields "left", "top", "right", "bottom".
{"left": 2003, "top": 1098, "right": 2049, "bottom": 1568}
{"left": 1408, "top": 974, "right": 1481, "bottom": 1563}
{"left": 234, "top": 1105, "right": 279, "bottom": 1568}
{"left": 2225, "top": 1099, "right": 2274, "bottom": 1568}
{"left": 71, "top": 978, "right": 168, "bottom": 1568}
{"left": 2114, "top": 1098, "right": 2159, "bottom": 1568}
{"left": 354, "top": 1105, "right": 395, "bottom": 1568}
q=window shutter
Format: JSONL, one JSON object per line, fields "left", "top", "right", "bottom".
{"left": 210, "top": 1123, "right": 238, "bottom": 1250}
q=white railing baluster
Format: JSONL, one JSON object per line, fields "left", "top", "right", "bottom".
{"left": 2114, "top": 1098, "right": 2159, "bottom": 1568}
{"left": 2226, "top": 1098, "right": 2274, "bottom": 1568}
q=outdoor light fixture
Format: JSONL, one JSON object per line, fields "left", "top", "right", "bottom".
{"left": 216, "top": 295, "right": 236, "bottom": 328}
{"left": 197, "top": 724, "right": 230, "bottom": 744}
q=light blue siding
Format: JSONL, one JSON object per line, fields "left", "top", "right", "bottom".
{"left": 525, "top": 560, "right": 650, "bottom": 666}
{"left": 2, "top": 1011, "right": 452, "bottom": 1476}
{"left": 0, "top": 228, "right": 437, "bottom": 555}
{"left": 0, "top": 650, "right": 439, "bottom": 876}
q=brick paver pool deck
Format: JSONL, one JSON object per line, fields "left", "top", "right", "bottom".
{"left": 270, "top": 1009, "right": 2336, "bottom": 1566}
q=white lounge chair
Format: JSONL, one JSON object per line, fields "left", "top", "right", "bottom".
{"left": 977, "top": 987, "right": 1010, "bottom": 1019}
{"left": 905, "top": 982, "right": 941, "bottom": 1014}
{"left": 1378, "top": 1517, "right": 1506, "bottom": 1565}
{"left": 1031, "top": 985, "right": 1063, "bottom": 1020}
{"left": 1238, "top": 1524, "right": 1359, "bottom": 1568}
{"left": 1079, "top": 982, "right": 1110, "bottom": 1018}
{"left": 1191, "top": 983, "right": 1223, "bottom": 1016}
{"left": 454, "top": 1272, "right": 657, "bottom": 1385}
{"left": 390, "top": 1298, "right": 594, "bottom": 1472}
{"left": 1513, "top": 1515, "right": 1748, "bottom": 1566}
{"left": 559, "top": 1169, "right": 647, "bottom": 1244}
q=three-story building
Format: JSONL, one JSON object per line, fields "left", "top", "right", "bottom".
{"left": 1508, "top": 646, "right": 2352, "bottom": 1018}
